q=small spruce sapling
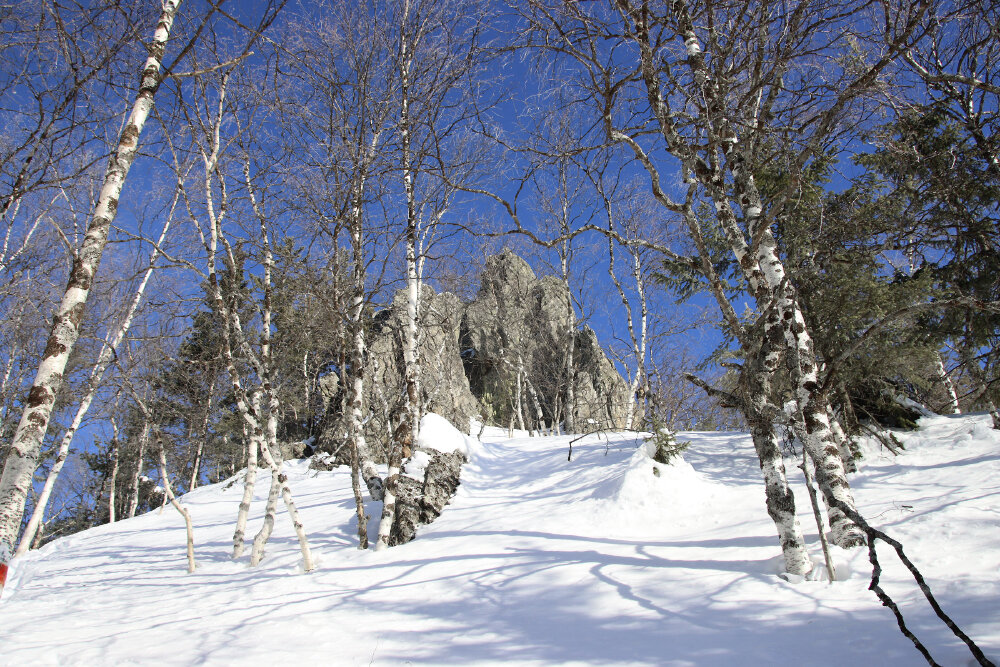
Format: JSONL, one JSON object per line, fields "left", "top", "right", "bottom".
{"left": 645, "top": 417, "right": 689, "bottom": 468}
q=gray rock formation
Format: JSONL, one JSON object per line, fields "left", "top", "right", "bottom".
{"left": 460, "top": 250, "right": 633, "bottom": 432}
{"left": 366, "top": 285, "right": 481, "bottom": 443}
{"left": 314, "top": 250, "right": 635, "bottom": 465}
{"left": 389, "top": 447, "right": 467, "bottom": 546}
{"left": 314, "top": 285, "right": 481, "bottom": 461}
{"left": 572, "top": 326, "right": 634, "bottom": 430}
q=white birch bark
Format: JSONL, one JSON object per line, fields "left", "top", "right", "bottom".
{"left": 935, "top": 352, "right": 961, "bottom": 415}
{"left": 0, "top": 1, "right": 182, "bottom": 574}
{"left": 607, "top": 234, "right": 648, "bottom": 431}
{"left": 188, "top": 378, "right": 214, "bottom": 491}
{"left": 346, "top": 168, "right": 383, "bottom": 501}
{"left": 240, "top": 160, "right": 314, "bottom": 571}
{"left": 349, "top": 420, "right": 369, "bottom": 550}
{"left": 376, "top": 0, "right": 426, "bottom": 550}
{"left": 231, "top": 420, "right": 257, "bottom": 559}
{"left": 625, "top": 3, "right": 865, "bottom": 547}
{"left": 523, "top": 372, "right": 546, "bottom": 436}
{"left": 262, "top": 391, "right": 314, "bottom": 570}
{"left": 400, "top": 0, "right": 422, "bottom": 444}
{"left": 374, "top": 454, "right": 400, "bottom": 550}
{"left": 108, "top": 417, "right": 120, "bottom": 524}
{"left": 559, "top": 227, "right": 576, "bottom": 433}
{"left": 348, "top": 222, "right": 382, "bottom": 501}
{"left": 514, "top": 364, "right": 526, "bottom": 432}
{"left": 154, "top": 429, "right": 196, "bottom": 574}
{"left": 744, "top": 341, "right": 813, "bottom": 576}
{"left": 127, "top": 419, "right": 148, "bottom": 520}
{"left": 801, "top": 449, "right": 836, "bottom": 583}
{"left": 249, "top": 458, "right": 281, "bottom": 567}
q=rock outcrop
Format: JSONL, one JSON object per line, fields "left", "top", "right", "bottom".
{"left": 389, "top": 447, "right": 467, "bottom": 546}
{"left": 389, "top": 412, "right": 472, "bottom": 545}
{"left": 460, "top": 250, "right": 633, "bottom": 432}
{"left": 315, "top": 250, "right": 635, "bottom": 462}
{"left": 365, "top": 285, "right": 481, "bottom": 446}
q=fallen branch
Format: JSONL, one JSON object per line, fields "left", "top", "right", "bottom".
{"left": 829, "top": 498, "right": 995, "bottom": 667}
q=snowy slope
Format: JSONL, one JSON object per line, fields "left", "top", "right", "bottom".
{"left": 1, "top": 414, "right": 998, "bottom": 666}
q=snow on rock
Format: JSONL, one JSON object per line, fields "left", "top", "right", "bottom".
{"left": 402, "top": 449, "right": 434, "bottom": 480}
{"left": 417, "top": 411, "right": 482, "bottom": 458}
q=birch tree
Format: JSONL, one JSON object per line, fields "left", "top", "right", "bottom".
{"left": 0, "top": 0, "right": 185, "bottom": 593}
{"left": 14, "top": 193, "right": 178, "bottom": 556}
{"left": 516, "top": 0, "right": 940, "bottom": 548}
{"left": 375, "top": 0, "right": 489, "bottom": 550}
{"left": 168, "top": 62, "right": 313, "bottom": 570}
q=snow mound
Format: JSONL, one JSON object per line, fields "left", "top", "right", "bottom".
{"left": 417, "top": 412, "right": 483, "bottom": 458}
{"left": 586, "top": 438, "right": 724, "bottom": 533}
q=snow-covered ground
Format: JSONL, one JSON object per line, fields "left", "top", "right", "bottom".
{"left": 2, "top": 413, "right": 998, "bottom": 666}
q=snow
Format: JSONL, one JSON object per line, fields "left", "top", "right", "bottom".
{"left": 416, "top": 411, "right": 479, "bottom": 457}
{"left": 2, "top": 413, "right": 999, "bottom": 666}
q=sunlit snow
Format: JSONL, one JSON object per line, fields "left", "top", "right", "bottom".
{"left": 1, "top": 414, "right": 998, "bottom": 666}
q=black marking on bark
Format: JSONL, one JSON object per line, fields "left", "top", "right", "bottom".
{"left": 68, "top": 260, "right": 93, "bottom": 290}
{"left": 68, "top": 302, "right": 87, "bottom": 328}
{"left": 42, "top": 337, "right": 67, "bottom": 360}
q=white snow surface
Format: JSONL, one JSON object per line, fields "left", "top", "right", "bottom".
{"left": 2, "top": 413, "right": 999, "bottom": 666}
{"left": 417, "top": 412, "right": 479, "bottom": 456}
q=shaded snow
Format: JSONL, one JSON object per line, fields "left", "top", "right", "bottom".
{"left": 1, "top": 414, "right": 998, "bottom": 666}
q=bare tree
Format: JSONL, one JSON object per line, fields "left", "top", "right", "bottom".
{"left": 513, "top": 0, "right": 940, "bottom": 549}
{"left": 0, "top": 0, "right": 185, "bottom": 593}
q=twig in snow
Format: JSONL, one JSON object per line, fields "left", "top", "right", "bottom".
{"left": 828, "top": 498, "right": 995, "bottom": 667}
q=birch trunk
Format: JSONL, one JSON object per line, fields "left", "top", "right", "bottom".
{"left": 936, "top": 352, "right": 961, "bottom": 415}
{"left": 256, "top": 437, "right": 314, "bottom": 571}
{"left": 748, "top": 411, "right": 812, "bottom": 576}
{"left": 374, "top": 448, "right": 401, "bottom": 551}
{"left": 560, "top": 240, "right": 576, "bottom": 434}
{"left": 348, "top": 214, "right": 383, "bottom": 501}
{"left": 801, "top": 449, "right": 837, "bottom": 583}
{"left": 400, "top": 0, "right": 422, "bottom": 448}
{"left": 514, "top": 365, "right": 526, "bottom": 432}
{"left": 231, "top": 421, "right": 258, "bottom": 559}
{"left": 188, "top": 378, "right": 215, "bottom": 491}
{"left": 743, "top": 342, "right": 812, "bottom": 576}
{"left": 349, "top": 427, "right": 369, "bottom": 549}
{"left": 757, "top": 232, "right": 865, "bottom": 547}
{"left": 242, "top": 161, "right": 314, "bottom": 571}
{"left": 829, "top": 415, "right": 858, "bottom": 474}
{"left": 108, "top": 418, "right": 120, "bottom": 524}
{"left": 249, "top": 458, "right": 280, "bottom": 567}
{"left": 127, "top": 419, "right": 148, "bottom": 520}
{"left": 154, "top": 429, "right": 196, "bottom": 574}
{"left": 621, "top": 0, "right": 884, "bottom": 548}
{"left": 629, "top": 252, "right": 648, "bottom": 429}
{"left": 524, "top": 372, "right": 546, "bottom": 437}
{"left": 607, "top": 232, "right": 648, "bottom": 431}
{"left": 0, "top": 1, "right": 182, "bottom": 577}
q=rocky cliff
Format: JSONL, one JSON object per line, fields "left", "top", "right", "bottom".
{"left": 316, "top": 250, "right": 634, "bottom": 459}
